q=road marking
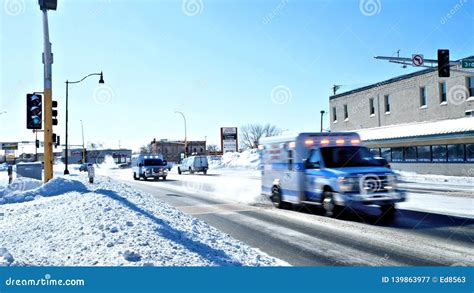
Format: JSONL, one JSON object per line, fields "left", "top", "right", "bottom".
{"left": 178, "top": 203, "right": 258, "bottom": 215}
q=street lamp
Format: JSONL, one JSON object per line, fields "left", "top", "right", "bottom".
{"left": 320, "top": 110, "right": 325, "bottom": 132}
{"left": 80, "top": 120, "right": 85, "bottom": 164}
{"left": 174, "top": 111, "right": 187, "bottom": 158}
{"left": 64, "top": 72, "right": 104, "bottom": 175}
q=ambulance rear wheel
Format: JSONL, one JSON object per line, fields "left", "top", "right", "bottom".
{"left": 271, "top": 187, "right": 291, "bottom": 209}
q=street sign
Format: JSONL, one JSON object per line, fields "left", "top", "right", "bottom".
{"left": 0, "top": 142, "right": 18, "bottom": 150}
{"left": 412, "top": 54, "right": 424, "bottom": 67}
{"left": 221, "top": 127, "right": 238, "bottom": 153}
{"left": 462, "top": 59, "right": 474, "bottom": 69}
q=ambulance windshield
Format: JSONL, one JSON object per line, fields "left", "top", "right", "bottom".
{"left": 320, "top": 146, "right": 384, "bottom": 168}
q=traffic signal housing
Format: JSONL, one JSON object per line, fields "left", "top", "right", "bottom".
{"left": 26, "top": 94, "right": 42, "bottom": 130}
{"left": 52, "top": 100, "right": 58, "bottom": 126}
{"left": 437, "top": 49, "right": 450, "bottom": 78}
{"left": 38, "top": 0, "right": 57, "bottom": 10}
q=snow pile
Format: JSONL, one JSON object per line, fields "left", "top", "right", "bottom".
{"left": 209, "top": 149, "right": 260, "bottom": 169}
{"left": 97, "top": 155, "right": 119, "bottom": 170}
{"left": 0, "top": 174, "right": 285, "bottom": 266}
{"left": 398, "top": 171, "right": 474, "bottom": 187}
{"left": 0, "top": 177, "right": 87, "bottom": 205}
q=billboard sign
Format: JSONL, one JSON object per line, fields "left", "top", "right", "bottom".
{"left": 220, "top": 127, "right": 238, "bottom": 153}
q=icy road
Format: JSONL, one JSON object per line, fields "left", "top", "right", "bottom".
{"left": 112, "top": 168, "right": 474, "bottom": 266}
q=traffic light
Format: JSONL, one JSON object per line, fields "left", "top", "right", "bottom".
{"left": 438, "top": 49, "right": 450, "bottom": 77}
{"left": 36, "top": 139, "right": 40, "bottom": 148}
{"left": 38, "top": 0, "right": 57, "bottom": 10}
{"left": 52, "top": 133, "right": 60, "bottom": 148}
{"left": 55, "top": 135, "right": 60, "bottom": 148}
{"left": 52, "top": 100, "right": 58, "bottom": 126}
{"left": 26, "top": 94, "right": 42, "bottom": 130}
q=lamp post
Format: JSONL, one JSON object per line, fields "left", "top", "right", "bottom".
{"left": 80, "top": 120, "right": 85, "bottom": 164}
{"left": 64, "top": 72, "right": 104, "bottom": 174}
{"left": 320, "top": 110, "right": 325, "bottom": 132}
{"left": 174, "top": 111, "right": 187, "bottom": 158}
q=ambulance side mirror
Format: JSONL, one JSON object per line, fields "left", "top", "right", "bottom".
{"left": 304, "top": 159, "right": 320, "bottom": 169}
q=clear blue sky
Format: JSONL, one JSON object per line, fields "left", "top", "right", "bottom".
{"left": 1, "top": 0, "right": 473, "bottom": 151}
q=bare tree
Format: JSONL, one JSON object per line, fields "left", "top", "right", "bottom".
{"left": 87, "top": 142, "right": 104, "bottom": 164}
{"left": 207, "top": 144, "right": 219, "bottom": 152}
{"left": 140, "top": 144, "right": 153, "bottom": 154}
{"left": 239, "top": 123, "right": 282, "bottom": 149}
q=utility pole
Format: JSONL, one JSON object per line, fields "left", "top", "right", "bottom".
{"left": 81, "top": 120, "right": 85, "bottom": 163}
{"left": 42, "top": 9, "right": 54, "bottom": 183}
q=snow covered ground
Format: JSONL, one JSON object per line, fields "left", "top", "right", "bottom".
{"left": 0, "top": 172, "right": 286, "bottom": 266}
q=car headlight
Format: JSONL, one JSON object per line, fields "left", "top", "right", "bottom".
{"left": 338, "top": 177, "right": 356, "bottom": 192}
{"left": 387, "top": 175, "right": 398, "bottom": 188}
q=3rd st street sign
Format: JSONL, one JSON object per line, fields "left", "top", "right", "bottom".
{"left": 462, "top": 59, "right": 474, "bottom": 69}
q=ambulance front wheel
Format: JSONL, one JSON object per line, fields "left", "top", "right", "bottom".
{"left": 322, "top": 190, "right": 341, "bottom": 217}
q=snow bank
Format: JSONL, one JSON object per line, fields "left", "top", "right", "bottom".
{"left": 209, "top": 149, "right": 260, "bottom": 169}
{"left": 0, "top": 177, "right": 86, "bottom": 205}
{"left": 398, "top": 171, "right": 474, "bottom": 187}
{"left": 0, "top": 174, "right": 285, "bottom": 266}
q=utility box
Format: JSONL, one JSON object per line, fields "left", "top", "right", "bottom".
{"left": 16, "top": 162, "right": 42, "bottom": 181}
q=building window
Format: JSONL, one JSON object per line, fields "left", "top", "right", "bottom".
{"left": 381, "top": 148, "right": 391, "bottom": 162}
{"left": 417, "top": 146, "right": 431, "bottom": 162}
{"left": 439, "top": 82, "right": 447, "bottom": 103}
{"left": 369, "top": 148, "right": 380, "bottom": 157}
{"left": 432, "top": 145, "right": 447, "bottom": 162}
{"left": 384, "top": 95, "right": 390, "bottom": 113}
{"left": 369, "top": 98, "right": 375, "bottom": 115}
{"left": 391, "top": 147, "right": 403, "bottom": 162}
{"left": 404, "top": 146, "right": 417, "bottom": 162}
{"left": 420, "top": 87, "right": 427, "bottom": 107}
{"left": 447, "top": 144, "right": 464, "bottom": 162}
{"left": 344, "top": 104, "right": 348, "bottom": 120}
{"left": 466, "top": 144, "right": 474, "bottom": 162}
{"left": 332, "top": 107, "right": 337, "bottom": 122}
{"left": 468, "top": 77, "right": 474, "bottom": 97}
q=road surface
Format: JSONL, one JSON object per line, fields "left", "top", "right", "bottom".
{"left": 111, "top": 169, "right": 474, "bottom": 266}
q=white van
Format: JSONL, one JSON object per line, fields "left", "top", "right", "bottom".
{"left": 178, "top": 155, "right": 208, "bottom": 175}
{"left": 132, "top": 154, "right": 168, "bottom": 181}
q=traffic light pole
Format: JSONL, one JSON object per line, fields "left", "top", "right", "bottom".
{"left": 42, "top": 9, "right": 54, "bottom": 183}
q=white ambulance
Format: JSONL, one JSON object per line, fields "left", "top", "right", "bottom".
{"left": 259, "top": 132, "right": 405, "bottom": 217}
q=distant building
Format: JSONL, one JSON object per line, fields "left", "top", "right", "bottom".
{"left": 150, "top": 140, "right": 206, "bottom": 162}
{"left": 62, "top": 148, "right": 132, "bottom": 164}
{"left": 329, "top": 59, "right": 474, "bottom": 176}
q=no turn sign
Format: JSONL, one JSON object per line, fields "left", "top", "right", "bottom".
{"left": 412, "top": 54, "right": 424, "bottom": 67}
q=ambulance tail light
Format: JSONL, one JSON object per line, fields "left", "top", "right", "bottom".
{"left": 351, "top": 139, "right": 361, "bottom": 145}
{"left": 320, "top": 139, "right": 330, "bottom": 145}
{"left": 335, "top": 139, "right": 345, "bottom": 145}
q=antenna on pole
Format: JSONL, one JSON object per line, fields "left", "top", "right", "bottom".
{"left": 332, "top": 84, "right": 341, "bottom": 95}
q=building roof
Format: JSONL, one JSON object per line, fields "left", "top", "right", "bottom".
{"left": 357, "top": 117, "right": 474, "bottom": 142}
{"left": 330, "top": 56, "right": 474, "bottom": 100}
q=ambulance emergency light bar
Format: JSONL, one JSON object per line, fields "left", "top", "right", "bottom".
{"left": 303, "top": 138, "right": 360, "bottom": 146}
